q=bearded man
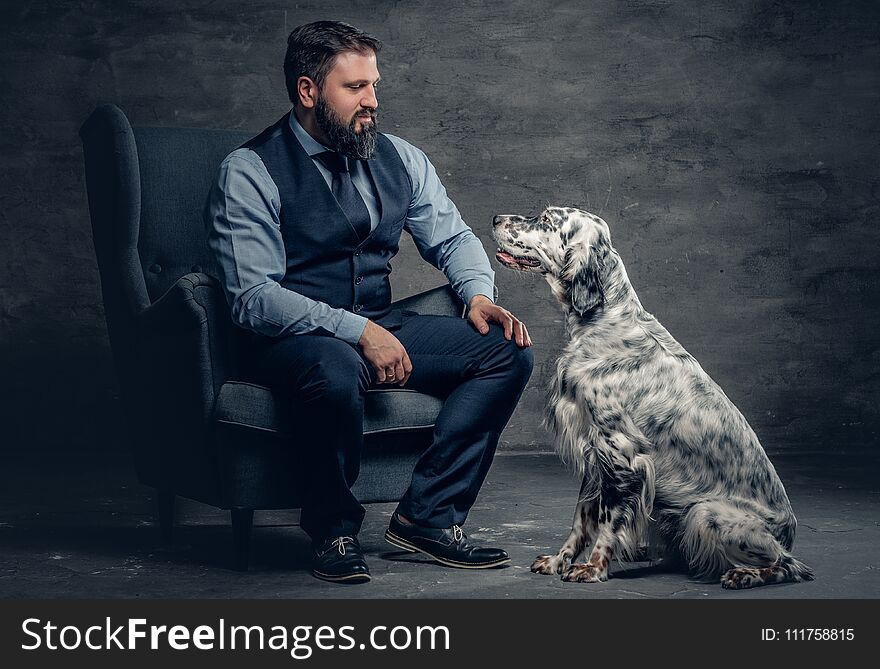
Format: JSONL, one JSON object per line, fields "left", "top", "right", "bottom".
{"left": 206, "top": 20, "right": 533, "bottom": 584}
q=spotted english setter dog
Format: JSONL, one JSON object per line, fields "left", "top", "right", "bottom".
{"left": 492, "top": 206, "right": 813, "bottom": 589}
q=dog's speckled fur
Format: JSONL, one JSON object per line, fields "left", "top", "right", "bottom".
{"left": 493, "top": 206, "right": 813, "bottom": 589}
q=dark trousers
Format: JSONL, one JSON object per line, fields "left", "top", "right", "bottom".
{"left": 249, "top": 314, "right": 533, "bottom": 543}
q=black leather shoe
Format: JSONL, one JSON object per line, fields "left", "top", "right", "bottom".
{"left": 312, "top": 536, "right": 371, "bottom": 584}
{"left": 384, "top": 513, "right": 510, "bottom": 569}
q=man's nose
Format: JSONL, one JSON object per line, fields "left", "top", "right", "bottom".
{"left": 362, "top": 86, "right": 379, "bottom": 109}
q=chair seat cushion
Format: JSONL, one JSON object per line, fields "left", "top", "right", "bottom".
{"left": 214, "top": 381, "right": 444, "bottom": 436}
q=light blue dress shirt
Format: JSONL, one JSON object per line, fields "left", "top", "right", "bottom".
{"left": 206, "top": 113, "right": 496, "bottom": 345}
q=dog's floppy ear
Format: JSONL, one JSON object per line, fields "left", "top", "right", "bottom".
{"left": 563, "top": 244, "right": 606, "bottom": 315}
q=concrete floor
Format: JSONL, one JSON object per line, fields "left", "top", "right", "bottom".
{"left": 1, "top": 452, "right": 877, "bottom": 599}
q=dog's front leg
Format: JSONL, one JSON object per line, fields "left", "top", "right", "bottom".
{"left": 532, "top": 491, "right": 597, "bottom": 575}
{"left": 561, "top": 453, "right": 654, "bottom": 583}
{"left": 561, "top": 530, "right": 614, "bottom": 583}
{"left": 562, "top": 498, "right": 625, "bottom": 583}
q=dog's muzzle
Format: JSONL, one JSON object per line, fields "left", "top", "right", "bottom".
{"left": 492, "top": 215, "right": 542, "bottom": 270}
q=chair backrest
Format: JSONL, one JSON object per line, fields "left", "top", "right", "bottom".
{"left": 134, "top": 125, "right": 252, "bottom": 302}
{"left": 80, "top": 104, "right": 252, "bottom": 311}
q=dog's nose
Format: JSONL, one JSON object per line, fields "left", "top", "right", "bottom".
{"left": 492, "top": 215, "right": 503, "bottom": 227}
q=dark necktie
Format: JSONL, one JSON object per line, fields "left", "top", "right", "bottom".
{"left": 314, "top": 151, "right": 372, "bottom": 241}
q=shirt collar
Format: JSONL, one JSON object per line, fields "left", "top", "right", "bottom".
{"left": 289, "top": 111, "right": 331, "bottom": 157}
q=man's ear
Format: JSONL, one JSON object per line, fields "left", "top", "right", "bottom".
{"left": 562, "top": 245, "right": 605, "bottom": 315}
{"left": 297, "top": 76, "right": 319, "bottom": 109}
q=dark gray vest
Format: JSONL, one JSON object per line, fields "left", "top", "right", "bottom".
{"left": 242, "top": 113, "right": 411, "bottom": 332}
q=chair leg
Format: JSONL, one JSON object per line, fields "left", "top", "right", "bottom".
{"left": 157, "top": 488, "right": 175, "bottom": 543}
{"left": 231, "top": 508, "right": 254, "bottom": 571}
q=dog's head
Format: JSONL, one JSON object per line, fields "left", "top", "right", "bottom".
{"left": 492, "top": 206, "right": 613, "bottom": 315}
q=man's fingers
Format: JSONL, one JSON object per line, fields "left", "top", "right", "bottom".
{"left": 483, "top": 307, "right": 514, "bottom": 340}
{"left": 471, "top": 303, "right": 532, "bottom": 347}
{"left": 381, "top": 363, "right": 402, "bottom": 385}
{"left": 503, "top": 315, "right": 514, "bottom": 341}
{"left": 515, "top": 320, "right": 526, "bottom": 347}
{"left": 471, "top": 311, "right": 490, "bottom": 335}
{"left": 471, "top": 305, "right": 530, "bottom": 345}
{"left": 361, "top": 322, "right": 409, "bottom": 383}
{"left": 399, "top": 353, "right": 413, "bottom": 387}
{"left": 514, "top": 319, "right": 531, "bottom": 347}
{"left": 522, "top": 322, "right": 532, "bottom": 347}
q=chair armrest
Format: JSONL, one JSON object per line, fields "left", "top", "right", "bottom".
{"left": 136, "top": 272, "right": 217, "bottom": 332}
{"left": 391, "top": 284, "right": 465, "bottom": 318}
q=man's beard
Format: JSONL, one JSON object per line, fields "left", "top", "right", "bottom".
{"left": 315, "top": 95, "right": 378, "bottom": 160}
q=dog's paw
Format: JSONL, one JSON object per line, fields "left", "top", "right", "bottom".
{"left": 561, "top": 563, "right": 607, "bottom": 583}
{"left": 721, "top": 567, "right": 762, "bottom": 590}
{"left": 531, "top": 555, "right": 564, "bottom": 575}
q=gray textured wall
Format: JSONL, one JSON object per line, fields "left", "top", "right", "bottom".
{"left": 1, "top": 0, "right": 878, "bottom": 455}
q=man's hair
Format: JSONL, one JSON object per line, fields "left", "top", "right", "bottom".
{"left": 284, "top": 21, "right": 382, "bottom": 104}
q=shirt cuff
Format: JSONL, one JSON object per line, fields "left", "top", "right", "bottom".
{"left": 336, "top": 312, "right": 369, "bottom": 346}
{"left": 461, "top": 282, "right": 497, "bottom": 307}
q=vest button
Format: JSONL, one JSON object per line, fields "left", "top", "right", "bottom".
{"left": 355, "top": 276, "right": 363, "bottom": 285}
{"left": 354, "top": 304, "right": 362, "bottom": 313}
{"left": 354, "top": 250, "right": 361, "bottom": 256}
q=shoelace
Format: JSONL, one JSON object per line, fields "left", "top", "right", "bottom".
{"left": 452, "top": 525, "right": 464, "bottom": 543}
{"left": 330, "top": 536, "right": 355, "bottom": 556}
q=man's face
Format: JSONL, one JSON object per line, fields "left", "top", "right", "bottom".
{"left": 314, "top": 49, "right": 380, "bottom": 160}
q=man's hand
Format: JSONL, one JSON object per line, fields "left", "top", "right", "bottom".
{"left": 467, "top": 295, "right": 532, "bottom": 347}
{"left": 358, "top": 320, "right": 413, "bottom": 385}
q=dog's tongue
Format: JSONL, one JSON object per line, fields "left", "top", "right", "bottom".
{"left": 497, "top": 250, "right": 541, "bottom": 267}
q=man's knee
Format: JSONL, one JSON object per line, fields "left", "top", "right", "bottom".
{"left": 486, "top": 326, "right": 534, "bottom": 385}
{"left": 509, "top": 343, "right": 534, "bottom": 387}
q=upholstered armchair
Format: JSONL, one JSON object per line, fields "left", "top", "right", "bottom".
{"left": 79, "top": 104, "right": 461, "bottom": 570}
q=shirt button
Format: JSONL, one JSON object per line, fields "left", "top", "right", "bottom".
{"left": 355, "top": 277, "right": 363, "bottom": 285}
{"left": 354, "top": 304, "right": 362, "bottom": 313}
